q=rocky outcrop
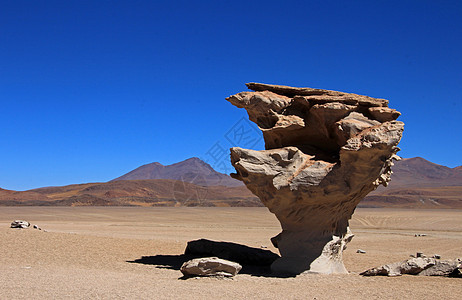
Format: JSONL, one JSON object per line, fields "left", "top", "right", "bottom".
{"left": 227, "top": 83, "right": 404, "bottom": 275}
{"left": 180, "top": 257, "right": 242, "bottom": 277}
{"left": 418, "top": 259, "right": 462, "bottom": 276}
{"left": 361, "top": 257, "right": 436, "bottom": 276}
{"left": 361, "top": 257, "right": 462, "bottom": 277}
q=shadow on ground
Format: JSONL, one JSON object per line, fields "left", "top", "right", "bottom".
{"left": 128, "top": 254, "right": 195, "bottom": 271}
{"left": 127, "top": 239, "right": 293, "bottom": 278}
{"left": 128, "top": 254, "right": 283, "bottom": 277}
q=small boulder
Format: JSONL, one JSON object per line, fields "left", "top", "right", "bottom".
{"left": 356, "top": 249, "right": 366, "bottom": 254}
{"left": 180, "top": 257, "right": 242, "bottom": 277}
{"left": 360, "top": 262, "right": 401, "bottom": 276}
{"left": 10, "top": 220, "right": 30, "bottom": 229}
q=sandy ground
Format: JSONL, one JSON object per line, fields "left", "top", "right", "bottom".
{"left": 0, "top": 207, "right": 461, "bottom": 299}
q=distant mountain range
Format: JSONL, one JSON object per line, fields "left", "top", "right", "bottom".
{"left": 0, "top": 157, "right": 461, "bottom": 208}
{"left": 381, "top": 157, "right": 462, "bottom": 188}
{"left": 112, "top": 157, "right": 242, "bottom": 187}
{"left": 362, "top": 157, "right": 462, "bottom": 208}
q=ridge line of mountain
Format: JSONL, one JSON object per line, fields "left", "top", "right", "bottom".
{"left": 1, "top": 156, "right": 461, "bottom": 208}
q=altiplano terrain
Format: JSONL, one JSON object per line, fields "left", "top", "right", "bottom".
{"left": 0, "top": 207, "right": 460, "bottom": 299}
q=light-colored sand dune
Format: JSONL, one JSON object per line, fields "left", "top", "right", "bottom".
{"left": 0, "top": 207, "right": 461, "bottom": 299}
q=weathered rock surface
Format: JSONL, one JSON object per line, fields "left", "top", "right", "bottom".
{"left": 361, "top": 257, "right": 462, "bottom": 277}
{"left": 10, "top": 220, "right": 30, "bottom": 228}
{"left": 185, "top": 239, "right": 280, "bottom": 266}
{"left": 227, "top": 83, "right": 404, "bottom": 275}
{"left": 180, "top": 257, "right": 242, "bottom": 277}
{"left": 361, "top": 257, "right": 436, "bottom": 276}
{"left": 418, "top": 259, "right": 462, "bottom": 276}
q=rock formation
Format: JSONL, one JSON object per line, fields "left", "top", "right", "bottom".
{"left": 360, "top": 257, "right": 437, "bottom": 277}
{"left": 361, "top": 257, "right": 462, "bottom": 277}
{"left": 227, "top": 83, "right": 404, "bottom": 275}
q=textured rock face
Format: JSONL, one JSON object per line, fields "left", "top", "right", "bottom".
{"left": 361, "top": 257, "right": 437, "bottom": 277}
{"left": 227, "top": 83, "right": 404, "bottom": 275}
{"left": 419, "top": 259, "right": 462, "bottom": 276}
{"left": 361, "top": 257, "right": 462, "bottom": 277}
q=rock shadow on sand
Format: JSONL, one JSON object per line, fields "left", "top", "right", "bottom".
{"left": 127, "top": 239, "right": 292, "bottom": 278}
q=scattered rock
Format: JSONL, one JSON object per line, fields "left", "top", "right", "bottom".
{"left": 432, "top": 254, "right": 441, "bottom": 259}
{"left": 415, "top": 234, "right": 427, "bottom": 237}
{"left": 361, "top": 257, "right": 462, "bottom": 277}
{"left": 180, "top": 257, "right": 242, "bottom": 277}
{"left": 416, "top": 252, "right": 426, "bottom": 258}
{"left": 185, "top": 239, "right": 279, "bottom": 266}
{"left": 419, "top": 259, "right": 462, "bottom": 276}
{"left": 356, "top": 249, "right": 366, "bottom": 254}
{"left": 227, "top": 83, "right": 404, "bottom": 275}
{"left": 361, "top": 257, "right": 436, "bottom": 276}
{"left": 10, "top": 220, "right": 30, "bottom": 228}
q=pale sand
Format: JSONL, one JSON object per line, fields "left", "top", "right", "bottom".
{"left": 0, "top": 207, "right": 461, "bottom": 299}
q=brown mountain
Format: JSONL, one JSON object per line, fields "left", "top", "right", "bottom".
{"left": 362, "top": 157, "right": 462, "bottom": 208}
{"left": 381, "top": 157, "right": 461, "bottom": 188}
{"left": 112, "top": 157, "right": 243, "bottom": 187}
{"left": 0, "top": 179, "right": 260, "bottom": 207}
{"left": 0, "top": 187, "right": 50, "bottom": 204}
{"left": 1, "top": 157, "right": 460, "bottom": 208}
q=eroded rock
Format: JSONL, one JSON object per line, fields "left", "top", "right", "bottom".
{"left": 180, "top": 257, "right": 242, "bottom": 277}
{"left": 419, "top": 259, "right": 462, "bottom": 276}
{"left": 361, "top": 257, "right": 462, "bottom": 277}
{"left": 227, "top": 83, "right": 404, "bottom": 275}
{"left": 360, "top": 257, "right": 436, "bottom": 276}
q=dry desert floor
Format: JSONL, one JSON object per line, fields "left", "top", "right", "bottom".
{"left": 0, "top": 207, "right": 461, "bottom": 299}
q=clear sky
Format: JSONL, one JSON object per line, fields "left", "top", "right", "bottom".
{"left": 1, "top": 0, "right": 461, "bottom": 191}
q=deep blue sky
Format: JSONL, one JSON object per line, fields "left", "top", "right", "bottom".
{"left": 1, "top": 0, "right": 461, "bottom": 190}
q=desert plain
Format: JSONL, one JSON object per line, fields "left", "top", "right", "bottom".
{"left": 0, "top": 207, "right": 461, "bottom": 299}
